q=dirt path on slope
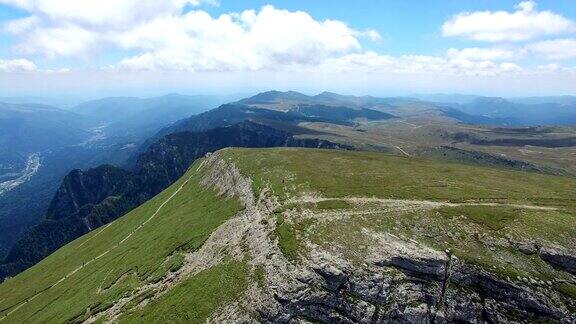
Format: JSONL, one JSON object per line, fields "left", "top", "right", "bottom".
{"left": 290, "top": 196, "right": 557, "bottom": 211}
{"left": 0, "top": 162, "right": 205, "bottom": 322}
{"left": 393, "top": 146, "right": 411, "bottom": 157}
{"left": 77, "top": 223, "right": 113, "bottom": 249}
{"left": 86, "top": 154, "right": 260, "bottom": 323}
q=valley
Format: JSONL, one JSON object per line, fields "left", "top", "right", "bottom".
{"left": 0, "top": 153, "right": 41, "bottom": 196}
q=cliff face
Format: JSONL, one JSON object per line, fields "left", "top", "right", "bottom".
{"left": 2, "top": 166, "right": 137, "bottom": 272}
{"left": 45, "top": 166, "right": 135, "bottom": 221}
{"left": 0, "top": 121, "right": 350, "bottom": 280}
{"left": 134, "top": 120, "right": 347, "bottom": 196}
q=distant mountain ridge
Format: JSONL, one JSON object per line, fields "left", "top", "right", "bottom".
{"left": 510, "top": 96, "right": 576, "bottom": 106}
{"left": 454, "top": 97, "right": 576, "bottom": 126}
{"left": 0, "top": 102, "right": 92, "bottom": 161}
{"left": 237, "top": 90, "right": 401, "bottom": 110}
{"left": 71, "top": 93, "right": 243, "bottom": 138}
{"left": 238, "top": 91, "right": 576, "bottom": 127}
{"left": 157, "top": 102, "right": 394, "bottom": 138}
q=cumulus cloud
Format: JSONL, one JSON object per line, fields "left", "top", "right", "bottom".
{"left": 1, "top": 0, "right": 218, "bottom": 56}
{"left": 527, "top": 39, "right": 576, "bottom": 60}
{"left": 2, "top": 1, "right": 371, "bottom": 67}
{"left": 116, "top": 6, "right": 363, "bottom": 71}
{"left": 442, "top": 1, "right": 575, "bottom": 42}
{"left": 0, "top": 58, "right": 37, "bottom": 72}
{"left": 0, "top": 0, "right": 216, "bottom": 28}
{"left": 15, "top": 24, "right": 98, "bottom": 57}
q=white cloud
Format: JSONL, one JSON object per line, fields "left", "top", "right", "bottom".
{"left": 4, "top": 16, "right": 38, "bottom": 33}
{"left": 516, "top": 0, "right": 536, "bottom": 12}
{"left": 0, "top": 0, "right": 215, "bottom": 28}
{"left": 16, "top": 24, "right": 98, "bottom": 57}
{"left": 116, "top": 6, "right": 363, "bottom": 71}
{"left": 442, "top": 1, "right": 575, "bottom": 42}
{"left": 527, "top": 39, "right": 576, "bottom": 60}
{"left": 359, "top": 29, "right": 382, "bottom": 42}
{"left": 532, "top": 63, "right": 576, "bottom": 75}
{"left": 447, "top": 47, "right": 516, "bottom": 61}
{"left": 3, "top": 2, "right": 367, "bottom": 66}
{"left": 0, "top": 58, "right": 37, "bottom": 72}
{"left": 537, "top": 63, "right": 562, "bottom": 72}
{"left": 1, "top": 0, "right": 218, "bottom": 56}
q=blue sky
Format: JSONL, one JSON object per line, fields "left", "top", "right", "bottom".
{"left": 205, "top": 0, "right": 574, "bottom": 55}
{"left": 0, "top": 0, "right": 576, "bottom": 97}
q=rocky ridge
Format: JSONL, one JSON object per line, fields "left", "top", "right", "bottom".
{"left": 85, "top": 152, "right": 576, "bottom": 323}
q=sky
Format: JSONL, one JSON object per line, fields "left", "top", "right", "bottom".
{"left": 0, "top": 0, "right": 576, "bottom": 98}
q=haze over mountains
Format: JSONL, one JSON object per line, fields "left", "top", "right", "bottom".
{"left": 72, "top": 94, "right": 244, "bottom": 139}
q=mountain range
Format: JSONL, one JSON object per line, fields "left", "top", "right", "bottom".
{"left": 0, "top": 90, "right": 575, "bottom": 322}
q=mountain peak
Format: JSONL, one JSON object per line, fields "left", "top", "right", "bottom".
{"left": 471, "top": 96, "right": 509, "bottom": 105}
{"left": 240, "top": 90, "right": 310, "bottom": 104}
{"left": 314, "top": 91, "right": 340, "bottom": 98}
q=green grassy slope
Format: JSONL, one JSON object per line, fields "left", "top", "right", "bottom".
{"left": 224, "top": 148, "right": 576, "bottom": 205}
{"left": 0, "top": 160, "right": 243, "bottom": 323}
{"left": 1, "top": 148, "right": 575, "bottom": 322}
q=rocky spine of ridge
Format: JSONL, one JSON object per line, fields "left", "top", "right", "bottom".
{"left": 192, "top": 154, "right": 576, "bottom": 322}
{"left": 204, "top": 154, "right": 576, "bottom": 323}
{"left": 0, "top": 121, "right": 351, "bottom": 280}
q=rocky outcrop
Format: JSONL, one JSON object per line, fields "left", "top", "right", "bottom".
{"left": 540, "top": 246, "right": 576, "bottom": 276}
{"left": 416, "top": 146, "right": 568, "bottom": 176}
{"left": 258, "top": 245, "right": 575, "bottom": 323}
